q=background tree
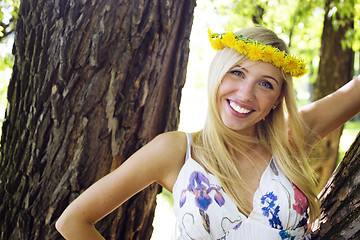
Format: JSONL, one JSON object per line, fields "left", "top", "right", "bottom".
{"left": 310, "top": 0, "right": 355, "bottom": 191}
{"left": 311, "top": 132, "right": 360, "bottom": 239}
{"left": 0, "top": 0, "right": 195, "bottom": 240}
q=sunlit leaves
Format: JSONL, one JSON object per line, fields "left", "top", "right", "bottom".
{"left": 0, "top": 0, "right": 18, "bottom": 70}
{"left": 0, "top": 0, "right": 19, "bottom": 40}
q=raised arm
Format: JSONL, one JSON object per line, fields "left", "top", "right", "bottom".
{"left": 55, "top": 131, "right": 187, "bottom": 240}
{"left": 299, "top": 75, "right": 360, "bottom": 150}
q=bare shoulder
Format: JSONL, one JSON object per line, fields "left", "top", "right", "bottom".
{"left": 149, "top": 131, "right": 188, "bottom": 191}
{"left": 153, "top": 131, "right": 187, "bottom": 149}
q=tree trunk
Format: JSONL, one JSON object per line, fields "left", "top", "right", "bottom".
{"left": 0, "top": 0, "right": 195, "bottom": 239}
{"left": 310, "top": 0, "right": 354, "bottom": 192}
{"left": 311, "top": 131, "right": 360, "bottom": 239}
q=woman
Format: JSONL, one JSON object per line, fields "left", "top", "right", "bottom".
{"left": 56, "top": 27, "right": 360, "bottom": 239}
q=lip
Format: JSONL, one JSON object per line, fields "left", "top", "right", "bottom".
{"left": 226, "top": 99, "right": 254, "bottom": 118}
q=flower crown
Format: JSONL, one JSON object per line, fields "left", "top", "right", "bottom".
{"left": 208, "top": 29, "right": 308, "bottom": 78}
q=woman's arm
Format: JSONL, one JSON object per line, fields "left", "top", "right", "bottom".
{"left": 299, "top": 75, "right": 360, "bottom": 150}
{"left": 55, "top": 131, "right": 187, "bottom": 240}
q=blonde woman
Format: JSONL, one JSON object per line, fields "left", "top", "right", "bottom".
{"left": 56, "top": 27, "right": 360, "bottom": 239}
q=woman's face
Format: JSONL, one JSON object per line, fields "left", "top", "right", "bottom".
{"left": 216, "top": 60, "right": 284, "bottom": 136}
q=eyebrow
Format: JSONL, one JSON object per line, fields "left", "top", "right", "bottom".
{"left": 234, "top": 65, "right": 248, "bottom": 73}
{"left": 262, "top": 75, "right": 280, "bottom": 85}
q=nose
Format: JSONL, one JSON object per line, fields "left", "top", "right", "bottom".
{"left": 238, "top": 80, "right": 255, "bottom": 102}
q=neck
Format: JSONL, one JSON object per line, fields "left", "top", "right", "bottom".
{"left": 232, "top": 143, "right": 271, "bottom": 165}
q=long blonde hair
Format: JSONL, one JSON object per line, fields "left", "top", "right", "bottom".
{"left": 192, "top": 27, "right": 320, "bottom": 223}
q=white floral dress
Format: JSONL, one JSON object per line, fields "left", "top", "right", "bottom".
{"left": 172, "top": 133, "right": 311, "bottom": 240}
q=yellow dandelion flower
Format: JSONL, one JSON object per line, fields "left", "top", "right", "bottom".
{"left": 208, "top": 29, "right": 218, "bottom": 39}
{"left": 211, "top": 38, "right": 225, "bottom": 50}
{"left": 272, "top": 51, "right": 287, "bottom": 68}
{"left": 262, "top": 46, "right": 276, "bottom": 63}
{"left": 208, "top": 29, "right": 219, "bottom": 47}
{"left": 283, "top": 55, "right": 299, "bottom": 73}
{"left": 221, "top": 32, "right": 237, "bottom": 49}
{"left": 291, "top": 62, "right": 308, "bottom": 77}
{"left": 234, "top": 40, "right": 247, "bottom": 55}
{"left": 247, "top": 43, "right": 263, "bottom": 61}
{"left": 208, "top": 30, "right": 308, "bottom": 78}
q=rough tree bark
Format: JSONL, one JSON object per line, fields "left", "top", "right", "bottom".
{"left": 311, "top": 132, "right": 360, "bottom": 239}
{"left": 0, "top": 0, "right": 195, "bottom": 239}
{"left": 310, "top": 0, "right": 354, "bottom": 192}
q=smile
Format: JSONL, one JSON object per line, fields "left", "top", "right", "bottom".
{"left": 228, "top": 100, "right": 253, "bottom": 114}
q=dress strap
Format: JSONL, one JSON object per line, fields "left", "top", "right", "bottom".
{"left": 185, "top": 132, "right": 192, "bottom": 161}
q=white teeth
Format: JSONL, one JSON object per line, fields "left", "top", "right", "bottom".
{"left": 229, "top": 101, "right": 252, "bottom": 114}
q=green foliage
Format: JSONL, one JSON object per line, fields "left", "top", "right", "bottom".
{"left": 340, "top": 0, "right": 360, "bottom": 51}
{"left": 0, "top": 0, "right": 17, "bottom": 130}
{"left": 212, "top": 0, "right": 360, "bottom": 64}
{"left": 328, "top": 0, "right": 360, "bottom": 51}
{"left": 0, "top": 0, "right": 18, "bottom": 69}
{"left": 217, "top": 0, "right": 324, "bottom": 55}
{"left": 0, "top": 52, "right": 12, "bottom": 70}
{"left": 329, "top": 0, "right": 355, "bottom": 22}
{"left": 338, "top": 120, "right": 360, "bottom": 163}
{"left": 0, "top": 0, "right": 19, "bottom": 39}
{"left": 355, "top": 1, "right": 360, "bottom": 51}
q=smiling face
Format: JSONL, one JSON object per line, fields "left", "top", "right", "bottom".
{"left": 216, "top": 60, "right": 284, "bottom": 136}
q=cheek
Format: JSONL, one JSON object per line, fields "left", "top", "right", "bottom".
{"left": 216, "top": 80, "right": 233, "bottom": 101}
{"left": 260, "top": 94, "right": 280, "bottom": 110}
{"left": 269, "top": 85, "right": 283, "bottom": 104}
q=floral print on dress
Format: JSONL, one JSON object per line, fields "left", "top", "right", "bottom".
{"left": 279, "top": 229, "right": 312, "bottom": 240}
{"left": 275, "top": 184, "right": 311, "bottom": 240}
{"left": 279, "top": 230, "right": 295, "bottom": 240}
{"left": 180, "top": 171, "right": 225, "bottom": 210}
{"left": 261, "top": 191, "right": 283, "bottom": 230}
{"left": 259, "top": 179, "right": 311, "bottom": 239}
{"left": 292, "top": 183, "right": 310, "bottom": 230}
{"left": 180, "top": 171, "right": 226, "bottom": 234}
{"left": 175, "top": 142, "right": 313, "bottom": 239}
{"left": 292, "top": 183, "right": 309, "bottom": 215}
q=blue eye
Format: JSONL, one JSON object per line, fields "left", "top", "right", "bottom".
{"left": 260, "top": 81, "right": 274, "bottom": 89}
{"left": 230, "top": 70, "right": 244, "bottom": 77}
